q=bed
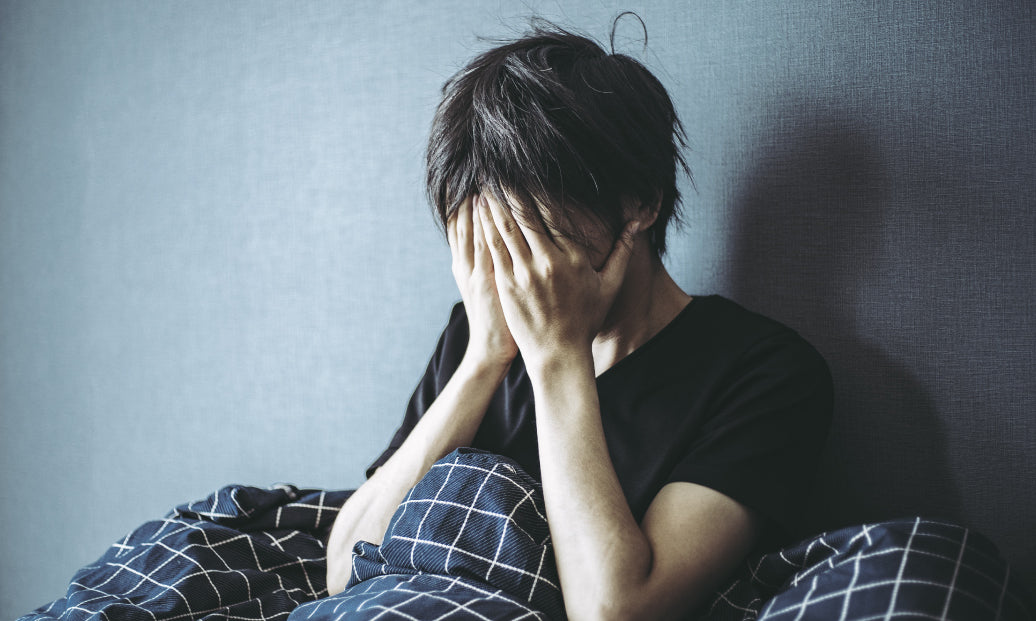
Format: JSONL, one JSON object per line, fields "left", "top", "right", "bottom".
{"left": 19, "top": 449, "right": 1033, "bottom": 621}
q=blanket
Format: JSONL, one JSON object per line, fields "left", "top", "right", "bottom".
{"left": 697, "top": 517, "right": 1034, "bottom": 620}
{"left": 287, "top": 448, "right": 563, "bottom": 621}
{"left": 19, "top": 449, "right": 1033, "bottom": 620}
{"left": 23, "top": 484, "right": 352, "bottom": 621}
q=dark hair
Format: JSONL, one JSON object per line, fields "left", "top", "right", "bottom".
{"left": 425, "top": 14, "right": 692, "bottom": 257}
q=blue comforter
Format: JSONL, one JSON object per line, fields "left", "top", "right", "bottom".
{"left": 19, "top": 449, "right": 1033, "bottom": 620}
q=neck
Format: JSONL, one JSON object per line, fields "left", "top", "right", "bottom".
{"left": 591, "top": 248, "right": 692, "bottom": 376}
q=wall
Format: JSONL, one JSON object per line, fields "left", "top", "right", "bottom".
{"left": 1, "top": 1, "right": 1032, "bottom": 615}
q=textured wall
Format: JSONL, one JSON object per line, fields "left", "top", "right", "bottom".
{"left": 1, "top": 1, "right": 1033, "bottom": 616}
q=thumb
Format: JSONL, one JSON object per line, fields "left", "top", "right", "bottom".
{"left": 599, "top": 220, "right": 640, "bottom": 294}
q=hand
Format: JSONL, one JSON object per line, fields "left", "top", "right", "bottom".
{"left": 478, "top": 193, "right": 639, "bottom": 372}
{"left": 447, "top": 195, "right": 518, "bottom": 368}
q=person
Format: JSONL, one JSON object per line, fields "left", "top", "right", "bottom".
{"left": 324, "top": 17, "right": 832, "bottom": 620}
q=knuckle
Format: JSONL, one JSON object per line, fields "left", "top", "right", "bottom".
{"left": 505, "top": 278, "right": 523, "bottom": 297}
{"left": 512, "top": 266, "right": 531, "bottom": 286}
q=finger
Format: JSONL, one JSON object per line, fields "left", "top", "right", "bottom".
{"left": 446, "top": 206, "right": 458, "bottom": 253}
{"left": 455, "top": 195, "right": 474, "bottom": 269}
{"left": 599, "top": 220, "right": 640, "bottom": 296}
{"left": 472, "top": 197, "right": 493, "bottom": 274}
{"left": 482, "top": 193, "right": 532, "bottom": 265}
{"left": 478, "top": 195, "right": 514, "bottom": 276}
{"left": 511, "top": 209, "right": 559, "bottom": 260}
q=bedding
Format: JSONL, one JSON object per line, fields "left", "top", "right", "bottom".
{"left": 22, "top": 484, "right": 351, "bottom": 621}
{"left": 696, "top": 517, "right": 1035, "bottom": 620}
{"left": 19, "top": 449, "right": 1033, "bottom": 620}
{"left": 289, "top": 448, "right": 563, "bottom": 620}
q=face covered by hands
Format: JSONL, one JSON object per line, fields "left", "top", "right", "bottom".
{"left": 446, "top": 195, "right": 518, "bottom": 368}
{"left": 474, "top": 192, "right": 641, "bottom": 374}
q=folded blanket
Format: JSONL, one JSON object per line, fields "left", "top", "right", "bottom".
{"left": 19, "top": 449, "right": 1033, "bottom": 621}
{"left": 288, "top": 448, "right": 563, "bottom": 621}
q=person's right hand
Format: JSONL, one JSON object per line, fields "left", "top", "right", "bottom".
{"left": 447, "top": 194, "right": 518, "bottom": 368}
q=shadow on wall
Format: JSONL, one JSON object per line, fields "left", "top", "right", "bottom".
{"left": 725, "top": 112, "right": 962, "bottom": 538}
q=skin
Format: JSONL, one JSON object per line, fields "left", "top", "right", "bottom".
{"left": 326, "top": 193, "right": 759, "bottom": 620}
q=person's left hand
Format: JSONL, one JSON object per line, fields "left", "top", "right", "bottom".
{"left": 476, "top": 193, "right": 640, "bottom": 373}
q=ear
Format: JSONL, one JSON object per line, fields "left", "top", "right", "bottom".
{"left": 624, "top": 192, "right": 662, "bottom": 230}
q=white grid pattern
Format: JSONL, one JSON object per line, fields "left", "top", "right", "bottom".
{"left": 20, "top": 459, "right": 1033, "bottom": 621}
{"left": 19, "top": 484, "right": 350, "bottom": 621}
{"left": 305, "top": 449, "right": 565, "bottom": 620}
{"left": 699, "top": 517, "right": 1034, "bottom": 621}
{"left": 291, "top": 574, "right": 550, "bottom": 621}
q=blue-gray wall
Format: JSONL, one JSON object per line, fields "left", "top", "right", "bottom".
{"left": 2, "top": 1, "right": 1033, "bottom": 616}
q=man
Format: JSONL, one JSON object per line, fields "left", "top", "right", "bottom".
{"left": 326, "top": 20, "right": 831, "bottom": 620}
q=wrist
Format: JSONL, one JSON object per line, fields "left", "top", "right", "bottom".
{"left": 523, "top": 346, "right": 595, "bottom": 386}
{"left": 459, "top": 347, "right": 514, "bottom": 383}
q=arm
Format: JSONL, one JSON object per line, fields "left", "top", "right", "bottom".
{"left": 531, "top": 355, "right": 759, "bottom": 619}
{"left": 324, "top": 354, "right": 509, "bottom": 594}
{"left": 325, "top": 196, "right": 516, "bottom": 595}
{"left": 479, "top": 195, "right": 758, "bottom": 619}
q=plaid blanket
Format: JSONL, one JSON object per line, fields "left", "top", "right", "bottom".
{"left": 22, "top": 484, "right": 352, "bottom": 621}
{"left": 288, "top": 448, "right": 563, "bottom": 621}
{"left": 698, "top": 517, "right": 1034, "bottom": 620}
{"left": 19, "top": 449, "right": 1033, "bottom": 621}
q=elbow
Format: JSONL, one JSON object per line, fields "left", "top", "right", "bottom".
{"left": 563, "top": 556, "right": 659, "bottom": 621}
{"left": 565, "top": 589, "right": 649, "bottom": 621}
{"left": 579, "top": 601, "right": 687, "bottom": 621}
{"left": 325, "top": 528, "right": 354, "bottom": 596}
{"left": 577, "top": 601, "right": 640, "bottom": 621}
{"left": 593, "top": 603, "right": 633, "bottom": 621}
{"left": 325, "top": 564, "right": 349, "bottom": 597}
{"left": 567, "top": 582, "right": 696, "bottom": 621}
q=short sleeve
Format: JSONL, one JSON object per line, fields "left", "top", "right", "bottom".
{"left": 364, "top": 303, "right": 469, "bottom": 478}
{"left": 666, "top": 331, "right": 833, "bottom": 544}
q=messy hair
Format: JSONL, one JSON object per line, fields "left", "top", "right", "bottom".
{"left": 425, "top": 14, "right": 692, "bottom": 257}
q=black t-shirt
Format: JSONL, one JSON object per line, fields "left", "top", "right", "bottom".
{"left": 367, "top": 295, "right": 833, "bottom": 550}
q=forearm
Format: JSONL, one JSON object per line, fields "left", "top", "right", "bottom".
{"left": 325, "top": 354, "right": 509, "bottom": 595}
{"left": 529, "top": 353, "right": 655, "bottom": 620}
{"left": 477, "top": 192, "right": 755, "bottom": 618}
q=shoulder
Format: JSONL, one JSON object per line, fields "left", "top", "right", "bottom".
{"left": 663, "top": 296, "right": 834, "bottom": 447}
{"left": 688, "top": 295, "right": 804, "bottom": 346}
{"left": 708, "top": 295, "right": 831, "bottom": 403}
{"left": 660, "top": 295, "right": 830, "bottom": 383}
{"left": 661, "top": 298, "right": 833, "bottom": 545}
